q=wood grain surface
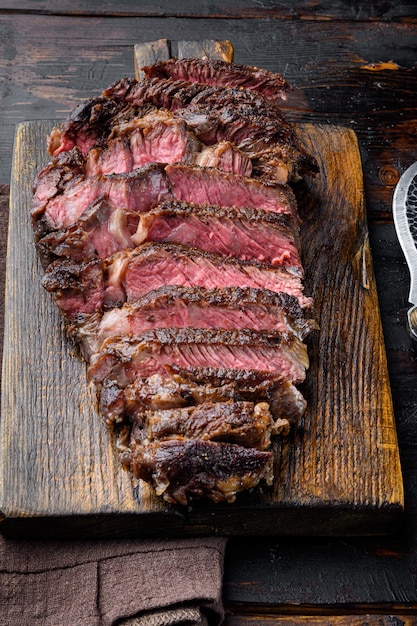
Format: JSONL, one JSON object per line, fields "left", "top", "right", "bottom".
{"left": 0, "top": 115, "right": 403, "bottom": 538}
{"left": 2, "top": 1, "right": 417, "bottom": 20}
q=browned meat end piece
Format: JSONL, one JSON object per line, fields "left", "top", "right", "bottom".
{"left": 131, "top": 401, "right": 286, "bottom": 450}
{"left": 42, "top": 258, "right": 104, "bottom": 317}
{"left": 98, "top": 369, "right": 306, "bottom": 428}
{"left": 142, "top": 58, "right": 291, "bottom": 101}
{"left": 124, "top": 439, "right": 274, "bottom": 505}
{"left": 99, "top": 373, "right": 243, "bottom": 424}
{"left": 166, "top": 366, "right": 308, "bottom": 424}
{"left": 49, "top": 95, "right": 153, "bottom": 157}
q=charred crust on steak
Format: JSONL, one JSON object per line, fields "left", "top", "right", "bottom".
{"left": 142, "top": 58, "right": 291, "bottom": 100}
{"left": 124, "top": 439, "right": 274, "bottom": 505}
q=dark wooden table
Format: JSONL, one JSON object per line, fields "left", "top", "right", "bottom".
{"left": 1, "top": 2, "right": 417, "bottom": 624}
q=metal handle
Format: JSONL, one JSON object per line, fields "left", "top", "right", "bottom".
{"left": 407, "top": 305, "right": 417, "bottom": 345}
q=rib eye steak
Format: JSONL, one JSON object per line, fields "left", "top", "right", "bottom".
{"left": 32, "top": 56, "right": 318, "bottom": 505}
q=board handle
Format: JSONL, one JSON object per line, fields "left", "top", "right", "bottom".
{"left": 134, "top": 38, "right": 234, "bottom": 79}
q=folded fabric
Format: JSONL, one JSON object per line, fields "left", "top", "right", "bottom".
{"left": 0, "top": 533, "right": 227, "bottom": 626}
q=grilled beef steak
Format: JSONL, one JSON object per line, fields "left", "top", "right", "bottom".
{"left": 124, "top": 439, "right": 274, "bottom": 505}
{"left": 92, "top": 285, "right": 316, "bottom": 350}
{"left": 108, "top": 242, "right": 310, "bottom": 307}
{"left": 132, "top": 200, "right": 302, "bottom": 269}
{"left": 131, "top": 401, "right": 281, "bottom": 449}
{"left": 142, "top": 58, "right": 291, "bottom": 100}
{"left": 32, "top": 56, "right": 318, "bottom": 505}
{"left": 87, "top": 327, "right": 309, "bottom": 387}
{"left": 98, "top": 369, "right": 307, "bottom": 428}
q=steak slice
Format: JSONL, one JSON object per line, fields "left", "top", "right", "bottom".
{"left": 36, "top": 197, "right": 139, "bottom": 268}
{"left": 176, "top": 87, "right": 318, "bottom": 182}
{"left": 105, "top": 76, "right": 205, "bottom": 111}
{"left": 32, "top": 163, "right": 171, "bottom": 238}
{"left": 99, "top": 374, "right": 243, "bottom": 424}
{"left": 48, "top": 96, "right": 154, "bottom": 157}
{"left": 99, "top": 369, "right": 307, "bottom": 426}
{"left": 87, "top": 328, "right": 309, "bottom": 387}
{"left": 85, "top": 110, "right": 201, "bottom": 176}
{"left": 132, "top": 401, "right": 281, "bottom": 450}
{"left": 142, "top": 58, "right": 291, "bottom": 101}
{"left": 92, "top": 285, "right": 316, "bottom": 352}
{"left": 194, "top": 141, "right": 253, "bottom": 177}
{"left": 123, "top": 439, "right": 274, "bottom": 505}
{"left": 111, "top": 242, "right": 311, "bottom": 308}
{"left": 132, "top": 200, "right": 302, "bottom": 269}
{"left": 168, "top": 366, "right": 307, "bottom": 424}
{"left": 165, "top": 164, "right": 298, "bottom": 219}
{"left": 42, "top": 259, "right": 104, "bottom": 317}
{"left": 41, "top": 240, "right": 310, "bottom": 320}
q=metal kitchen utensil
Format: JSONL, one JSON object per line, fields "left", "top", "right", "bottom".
{"left": 393, "top": 161, "right": 417, "bottom": 344}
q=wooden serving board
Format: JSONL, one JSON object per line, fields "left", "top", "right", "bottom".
{"left": 0, "top": 38, "right": 404, "bottom": 537}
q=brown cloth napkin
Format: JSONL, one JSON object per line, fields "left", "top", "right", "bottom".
{"left": 0, "top": 534, "right": 227, "bottom": 626}
{"left": 0, "top": 186, "right": 226, "bottom": 626}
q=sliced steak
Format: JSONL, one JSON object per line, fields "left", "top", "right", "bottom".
{"left": 85, "top": 110, "right": 201, "bottom": 176}
{"left": 99, "top": 374, "right": 243, "bottom": 424}
{"left": 132, "top": 401, "right": 281, "bottom": 450}
{"left": 109, "top": 242, "right": 311, "bottom": 308}
{"left": 32, "top": 61, "right": 317, "bottom": 507}
{"left": 176, "top": 87, "right": 318, "bottom": 182}
{"left": 132, "top": 200, "right": 302, "bottom": 269}
{"left": 87, "top": 327, "right": 309, "bottom": 387}
{"left": 48, "top": 96, "right": 154, "bottom": 157}
{"left": 32, "top": 163, "right": 171, "bottom": 238}
{"left": 92, "top": 285, "right": 316, "bottom": 352}
{"left": 99, "top": 369, "right": 307, "bottom": 426}
{"left": 123, "top": 439, "right": 274, "bottom": 505}
{"left": 194, "top": 141, "right": 252, "bottom": 177}
{"left": 36, "top": 197, "right": 139, "bottom": 268}
{"left": 142, "top": 58, "right": 291, "bottom": 101}
{"left": 42, "top": 259, "right": 104, "bottom": 317}
{"left": 165, "top": 164, "right": 298, "bottom": 219}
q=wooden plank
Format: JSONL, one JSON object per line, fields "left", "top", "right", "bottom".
{"left": 0, "top": 117, "right": 403, "bottom": 538}
{"left": 2, "top": 1, "right": 417, "bottom": 20}
{"left": 177, "top": 39, "right": 234, "bottom": 62}
{"left": 134, "top": 39, "right": 170, "bottom": 78}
